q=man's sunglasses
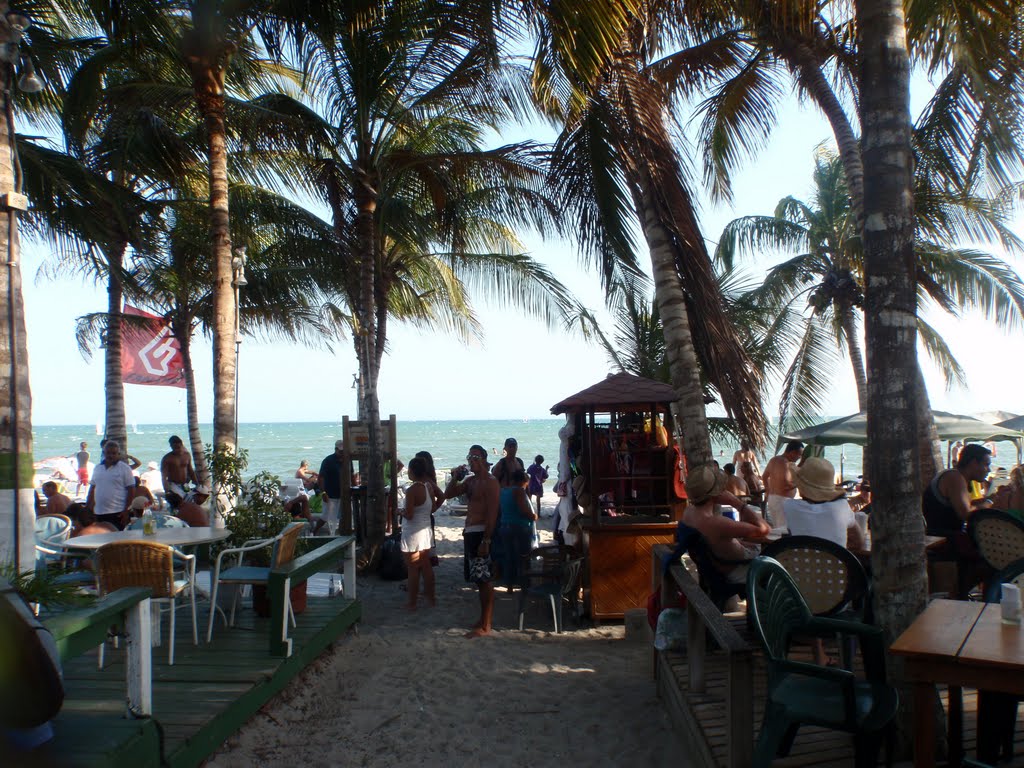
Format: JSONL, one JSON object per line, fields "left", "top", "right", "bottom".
{"left": 466, "top": 454, "right": 485, "bottom": 461}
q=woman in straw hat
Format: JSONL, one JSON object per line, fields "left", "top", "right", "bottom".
{"left": 783, "top": 457, "right": 864, "bottom": 552}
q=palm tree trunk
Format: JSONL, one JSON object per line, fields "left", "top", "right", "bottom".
{"left": 355, "top": 158, "right": 384, "bottom": 568}
{"left": 104, "top": 242, "right": 128, "bottom": 455}
{"left": 177, "top": 325, "right": 208, "bottom": 486}
{"left": 192, "top": 62, "right": 236, "bottom": 457}
{"left": 0, "top": 74, "right": 35, "bottom": 572}
{"left": 857, "top": 0, "right": 929, "bottom": 754}
{"left": 914, "top": 363, "right": 943, "bottom": 484}
{"left": 635, "top": 173, "right": 714, "bottom": 466}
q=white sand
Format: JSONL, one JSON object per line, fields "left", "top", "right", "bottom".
{"left": 206, "top": 500, "right": 682, "bottom": 767}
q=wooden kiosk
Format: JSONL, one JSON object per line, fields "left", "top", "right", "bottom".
{"left": 551, "top": 373, "right": 683, "bottom": 619}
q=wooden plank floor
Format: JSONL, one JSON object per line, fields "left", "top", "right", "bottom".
{"left": 22, "top": 589, "right": 360, "bottom": 768}
{"left": 659, "top": 614, "right": 1024, "bottom": 767}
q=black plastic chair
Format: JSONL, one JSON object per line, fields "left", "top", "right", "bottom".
{"left": 746, "top": 557, "right": 898, "bottom": 768}
{"left": 669, "top": 521, "right": 751, "bottom": 612}
{"left": 763, "top": 535, "right": 871, "bottom": 668}
{"left": 517, "top": 545, "right": 583, "bottom": 633}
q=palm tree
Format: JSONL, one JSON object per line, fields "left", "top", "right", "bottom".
{"left": 856, "top": 0, "right": 926, "bottom": 749}
{"left": 546, "top": 5, "right": 768, "bottom": 466}
{"left": 717, "top": 146, "right": 1024, "bottom": 435}
{"left": 230, "top": 0, "right": 575, "bottom": 563}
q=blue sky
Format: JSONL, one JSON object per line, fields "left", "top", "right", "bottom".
{"left": 18, "top": 80, "right": 1024, "bottom": 428}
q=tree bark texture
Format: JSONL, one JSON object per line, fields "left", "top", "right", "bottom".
{"left": 104, "top": 242, "right": 128, "bottom": 455}
{"left": 354, "top": 155, "right": 385, "bottom": 568}
{"left": 0, "top": 69, "right": 35, "bottom": 573}
{"left": 856, "top": 0, "right": 929, "bottom": 754}
{"left": 192, "top": 62, "right": 236, "bottom": 457}
{"left": 177, "top": 325, "right": 208, "bottom": 486}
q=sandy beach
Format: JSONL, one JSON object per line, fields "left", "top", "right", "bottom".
{"left": 206, "top": 499, "right": 682, "bottom": 767}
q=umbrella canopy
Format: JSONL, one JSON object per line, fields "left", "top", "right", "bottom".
{"left": 997, "top": 415, "right": 1024, "bottom": 432}
{"left": 781, "top": 411, "right": 1024, "bottom": 448}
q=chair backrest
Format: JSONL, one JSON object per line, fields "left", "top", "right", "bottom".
{"left": 762, "top": 535, "right": 869, "bottom": 618}
{"left": 127, "top": 514, "right": 187, "bottom": 530}
{"left": 746, "top": 556, "right": 813, "bottom": 663}
{"left": 970, "top": 509, "right": 1024, "bottom": 571}
{"left": 96, "top": 541, "right": 176, "bottom": 599}
{"left": 34, "top": 514, "right": 72, "bottom": 545}
{"left": 270, "top": 522, "right": 306, "bottom": 568}
{"left": 984, "top": 556, "right": 1024, "bottom": 603}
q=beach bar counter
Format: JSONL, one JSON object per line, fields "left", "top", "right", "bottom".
{"left": 551, "top": 373, "right": 683, "bottom": 619}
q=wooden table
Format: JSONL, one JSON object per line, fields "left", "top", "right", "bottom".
{"left": 890, "top": 599, "right": 1024, "bottom": 767}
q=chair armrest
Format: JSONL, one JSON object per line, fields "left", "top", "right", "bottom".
{"left": 211, "top": 538, "right": 274, "bottom": 576}
{"left": 803, "top": 616, "right": 888, "bottom": 679}
{"left": 774, "top": 658, "right": 858, "bottom": 720}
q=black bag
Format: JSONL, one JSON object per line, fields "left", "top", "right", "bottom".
{"left": 379, "top": 532, "right": 408, "bottom": 581}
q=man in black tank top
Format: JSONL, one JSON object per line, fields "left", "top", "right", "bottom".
{"left": 922, "top": 443, "right": 993, "bottom": 535}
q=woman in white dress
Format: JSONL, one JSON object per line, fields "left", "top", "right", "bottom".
{"left": 401, "top": 457, "right": 436, "bottom": 609}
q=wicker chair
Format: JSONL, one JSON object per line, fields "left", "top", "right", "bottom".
{"left": 206, "top": 521, "right": 305, "bottom": 642}
{"left": 969, "top": 509, "right": 1024, "bottom": 572}
{"left": 95, "top": 541, "right": 197, "bottom": 666}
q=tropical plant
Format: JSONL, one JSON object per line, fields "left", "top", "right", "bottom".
{"left": 717, "top": 146, "right": 1024, "bottom": 435}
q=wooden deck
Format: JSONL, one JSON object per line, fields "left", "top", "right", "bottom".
{"left": 21, "top": 592, "right": 361, "bottom": 768}
{"left": 657, "top": 612, "right": 1024, "bottom": 767}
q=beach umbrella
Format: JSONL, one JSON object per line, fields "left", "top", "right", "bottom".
{"left": 780, "top": 411, "right": 1024, "bottom": 448}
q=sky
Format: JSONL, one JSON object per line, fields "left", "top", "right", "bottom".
{"left": 17, "top": 77, "right": 1024, "bottom": 429}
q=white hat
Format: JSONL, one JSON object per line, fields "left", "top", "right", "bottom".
{"left": 794, "top": 458, "right": 845, "bottom": 502}
{"left": 146, "top": 461, "right": 158, "bottom": 470}
{"left": 130, "top": 496, "right": 152, "bottom": 511}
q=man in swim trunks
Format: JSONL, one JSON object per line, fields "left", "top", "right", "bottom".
{"left": 762, "top": 440, "right": 804, "bottom": 528}
{"left": 445, "top": 444, "right": 500, "bottom": 638}
{"left": 161, "top": 435, "right": 198, "bottom": 509}
{"left": 76, "top": 442, "right": 90, "bottom": 488}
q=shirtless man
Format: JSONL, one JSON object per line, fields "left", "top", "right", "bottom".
{"left": 445, "top": 444, "right": 500, "bottom": 638}
{"left": 161, "top": 435, "right": 198, "bottom": 509}
{"left": 732, "top": 440, "right": 761, "bottom": 478}
{"left": 683, "top": 464, "right": 769, "bottom": 584}
{"left": 41, "top": 481, "right": 71, "bottom": 517}
{"left": 762, "top": 440, "right": 804, "bottom": 528}
{"left": 722, "top": 463, "right": 749, "bottom": 502}
{"left": 75, "top": 442, "right": 90, "bottom": 488}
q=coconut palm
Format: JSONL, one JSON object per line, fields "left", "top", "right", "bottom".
{"left": 717, "top": 146, "right": 1024, "bottom": 434}
{"left": 545, "top": 4, "right": 768, "bottom": 466}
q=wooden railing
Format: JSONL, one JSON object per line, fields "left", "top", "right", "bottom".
{"left": 46, "top": 587, "right": 153, "bottom": 715}
{"left": 267, "top": 534, "right": 357, "bottom": 657}
{"left": 651, "top": 543, "right": 754, "bottom": 768}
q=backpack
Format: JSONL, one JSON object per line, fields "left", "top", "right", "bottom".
{"left": 378, "top": 532, "right": 408, "bottom": 581}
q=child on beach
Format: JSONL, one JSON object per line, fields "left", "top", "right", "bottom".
{"left": 526, "top": 455, "right": 549, "bottom": 519}
{"left": 400, "top": 457, "right": 436, "bottom": 609}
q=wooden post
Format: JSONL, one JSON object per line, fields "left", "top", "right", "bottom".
{"left": 125, "top": 598, "right": 152, "bottom": 716}
{"left": 687, "top": 599, "right": 706, "bottom": 693}
{"left": 268, "top": 571, "right": 292, "bottom": 657}
{"left": 727, "top": 647, "right": 754, "bottom": 767}
{"left": 341, "top": 415, "right": 352, "bottom": 535}
{"left": 343, "top": 535, "right": 357, "bottom": 599}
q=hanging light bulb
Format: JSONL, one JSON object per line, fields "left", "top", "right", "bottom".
{"left": 17, "top": 57, "right": 41, "bottom": 93}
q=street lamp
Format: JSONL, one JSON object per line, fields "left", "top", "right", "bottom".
{"left": 231, "top": 247, "right": 247, "bottom": 448}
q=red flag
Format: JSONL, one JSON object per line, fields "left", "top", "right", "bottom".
{"left": 120, "top": 305, "right": 186, "bottom": 388}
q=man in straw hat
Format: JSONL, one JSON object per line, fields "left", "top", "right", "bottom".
{"left": 683, "top": 464, "right": 770, "bottom": 584}
{"left": 784, "top": 457, "right": 865, "bottom": 552}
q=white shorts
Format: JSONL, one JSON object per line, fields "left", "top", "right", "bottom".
{"left": 766, "top": 495, "right": 788, "bottom": 529}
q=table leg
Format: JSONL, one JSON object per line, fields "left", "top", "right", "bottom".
{"left": 914, "top": 682, "right": 935, "bottom": 768}
{"left": 949, "top": 685, "right": 963, "bottom": 768}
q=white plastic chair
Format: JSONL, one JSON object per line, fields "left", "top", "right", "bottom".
{"left": 206, "top": 522, "right": 305, "bottom": 642}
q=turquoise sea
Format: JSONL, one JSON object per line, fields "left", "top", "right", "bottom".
{"left": 31, "top": 419, "right": 866, "bottom": 484}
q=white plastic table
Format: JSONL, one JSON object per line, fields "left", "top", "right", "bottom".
{"left": 67, "top": 527, "right": 232, "bottom": 550}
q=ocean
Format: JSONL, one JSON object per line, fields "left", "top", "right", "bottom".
{"left": 31, "top": 419, "right": 865, "bottom": 485}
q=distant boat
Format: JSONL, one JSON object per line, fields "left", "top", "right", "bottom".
{"left": 95, "top": 422, "right": 102, "bottom": 435}
{"left": 132, "top": 422, "right": 142, "bottom": 434}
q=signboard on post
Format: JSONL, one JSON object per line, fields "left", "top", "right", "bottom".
{"left": 340, "top": 414, "right": 398, "bottom": 538}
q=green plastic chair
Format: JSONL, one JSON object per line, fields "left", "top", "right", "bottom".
{"left": 746, "top": 557, "right": 898, "bottom": 767}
